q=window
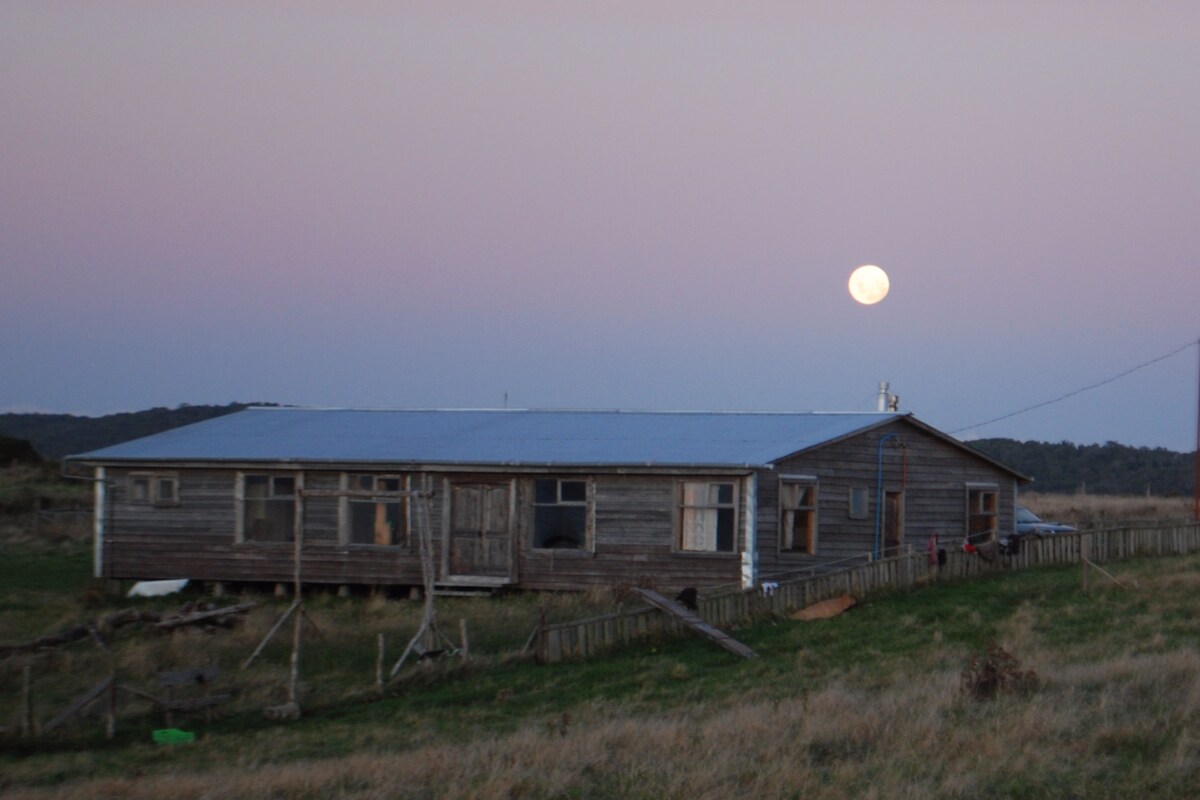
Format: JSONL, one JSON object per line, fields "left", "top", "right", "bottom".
{"left": 241, "top": 474, "right": 296, "bottom": 543}
{"left": 967, "top": 486, "right": 998, "bottom": 540}
{"left": 346, "top": 474, "right": 409, "bottom": 546}
{"left": 131, "top": 476, "right": 150, "bottom": 503}
{"left": 780, "top": 480, "right": 818, "bottom": 553}
{"left": 129, "top": 472, "right": 178, "bottom": 506}
{"left": 532, "top": 478, "right": 589, "bottom": 550}
{"left": 680, "top": 481, "right": 737, "bottom": 553}
{"left": 848, "top": 486, "right": 869, "bottom": 519}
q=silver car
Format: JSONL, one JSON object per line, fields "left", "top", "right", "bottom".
{"left": 1016, "top": 506, "right": 1076, "bottom": 536}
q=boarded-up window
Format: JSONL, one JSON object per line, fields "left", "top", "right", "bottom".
{"left": 347, "top": 474, "right": 409, "bottom": 546}
{"left": 780, "top": 481, "right": 818, "bottom": 553}
{"left": 848, "top": 486, "right": 868, "bottom": 519}
{"left": 532, "top": 478, "right": 589, "bottom": 549}
{"left": 967, "top": 486, "right": 998, "bottom": 540}
{"left": 680, "top": 481, "right": 737, "bottom": 553}
{"left": 243, "top": 474, "right": 296, "bottom": 542}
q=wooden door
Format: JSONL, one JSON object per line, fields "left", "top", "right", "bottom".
{"left": 884, "top": 491, "right": 905, "bottom": 555}
{"left": 448, "top": 482, "right": 512, "bottom": 578}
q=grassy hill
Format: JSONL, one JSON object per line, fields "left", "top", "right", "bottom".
{"left": 2, "top": 529, "right": 1199, "bottom": 798}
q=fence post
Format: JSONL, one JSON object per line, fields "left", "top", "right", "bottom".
{"left": 1081, "top": 535, "right": 1090, "bottom": 593}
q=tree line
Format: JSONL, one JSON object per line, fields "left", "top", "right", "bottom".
{"left": 970, "top": 438, "right": 1195, "bottom": 496}
{"left": 0, "top": 403, "right": 261, "bottom": 461}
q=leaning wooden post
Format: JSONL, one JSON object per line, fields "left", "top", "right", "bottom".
{"left": 242, "top": 598, "right": 300, "bottom": 670}
{"left": 459, "top": 618, "right": 470, "bottom": 662}
{"left": 391, "top": 483, "right": 438, "bottom": 678}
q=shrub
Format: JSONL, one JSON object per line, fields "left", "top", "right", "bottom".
{"left": 961, "top": 643, "right": 1039, "bottom": 700}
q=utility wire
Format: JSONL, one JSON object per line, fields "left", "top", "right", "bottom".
{"left": 952, "top": 338, "right": 1199, "bottom": 435}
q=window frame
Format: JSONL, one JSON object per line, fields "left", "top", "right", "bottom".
{"left": 779, "top": 476, "right": 819, "bottom": 555}
{"left": 128, "top": 471, "right": 179, "bottom": 507}
{"left": 527, "top": 477, "right": 594, "bottom": 553}
{"left": 236, "top": 471, "right": 301, "bottom": 544}
{"left": 340, "top": 473, "right": 412, "bottom": 547}
{"left": 966, "top": 483, "right": 999, "bottom": 541}
{"left": 677, "top": 479, "right": 740, "bottom": 555}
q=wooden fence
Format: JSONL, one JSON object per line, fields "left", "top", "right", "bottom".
{"left": 536, "top": 521, "right": 1200, "bottom": 663}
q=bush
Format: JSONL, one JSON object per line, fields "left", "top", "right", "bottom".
{"left": 961, "top": 643, "right": 1039, "bottom": 700}
{"left": 0, "top": 434, "right": 41, "bottom": 465}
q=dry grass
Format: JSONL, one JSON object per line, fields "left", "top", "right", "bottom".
{"left": 6, "top": 648, "right": 1199, "bottom": 799}
{"left": 1021, "top": 491, "right": 1194, "bottom": 530}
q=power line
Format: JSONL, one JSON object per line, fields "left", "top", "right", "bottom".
{"left": 952, "top": 338, "right": 1200, "bottom": 436}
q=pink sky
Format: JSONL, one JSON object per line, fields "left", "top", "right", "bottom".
{"left": 3, "top": 2, "right": 1199, "bottom": 450}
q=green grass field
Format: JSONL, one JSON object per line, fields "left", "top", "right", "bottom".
{"left": 2, "top": 517, "right": 1200, "bottom": 798}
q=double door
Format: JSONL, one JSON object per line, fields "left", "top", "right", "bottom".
{"left": 446, "top": 480, "right": 513, "bottom": 580}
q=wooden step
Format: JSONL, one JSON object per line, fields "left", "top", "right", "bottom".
{"left": 434, "top": 575, "right": 512, "bottom": 596}
{"left": 437, "top": 575, "right": 512, "bottom": 587}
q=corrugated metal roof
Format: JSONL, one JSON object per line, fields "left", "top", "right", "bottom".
{"left": 69, "top": 407, "right": 907, "bottom": 468}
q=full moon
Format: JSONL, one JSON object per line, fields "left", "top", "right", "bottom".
{"left": 848, "top": 264, "right": 889, "bottom": 305}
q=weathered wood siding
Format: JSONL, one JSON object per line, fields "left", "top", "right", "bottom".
{"left": 513, "top": 474, "right": 742, "bottom": 592}
{"left": 101, "top": 467, "right": 432, "bottom": 587}
{"left": 99, "top": 467, "right": 744, "bottom": 591}
{"left": 756, "top": 420, "right": 1018, "bottom": 580}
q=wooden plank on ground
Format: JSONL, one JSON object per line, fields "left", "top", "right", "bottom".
{"left": 790, "top": 594, "right": 857, "bottom": 621}
{"left": 43, "top": 676, "right": 114, "bottom": 733}
{"left": 155, "top": 603, "right": 256, "bottom": 631}
{"left": 632, "top": 588, "right": 757, "bottom": 659}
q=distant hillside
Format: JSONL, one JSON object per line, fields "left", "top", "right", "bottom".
{"left": 970, "top": 438, "right": 1195, "bottom": 495}
{"left": 0, "top": 403, "right": 268, "bottom": 460}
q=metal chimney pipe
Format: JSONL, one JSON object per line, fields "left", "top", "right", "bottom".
{"left": 877, "top": 381, "right": 889, "bottom": 412}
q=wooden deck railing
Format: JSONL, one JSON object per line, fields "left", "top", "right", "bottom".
{"left": 535, "top": 521, "right": 1200, "bottom": 663}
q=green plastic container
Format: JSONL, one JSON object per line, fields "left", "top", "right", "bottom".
{"left": 152, "top": 728, "right": 196, "bottom": 744}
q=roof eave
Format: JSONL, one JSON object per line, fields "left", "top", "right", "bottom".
{"left": 67, "top": 456, "right": 766, "bottom": 472}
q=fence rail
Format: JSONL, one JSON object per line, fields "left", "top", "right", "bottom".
{"left": 536, "top": 521, "right": 1200, "bottom": 663}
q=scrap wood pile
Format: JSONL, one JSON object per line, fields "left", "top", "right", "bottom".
{"left": 0, "top": 601, "right": 256, "bottom": 658}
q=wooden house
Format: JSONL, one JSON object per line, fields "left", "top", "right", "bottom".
{"left": 68, "top": 407, "right": 1027, "bottom": 593}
